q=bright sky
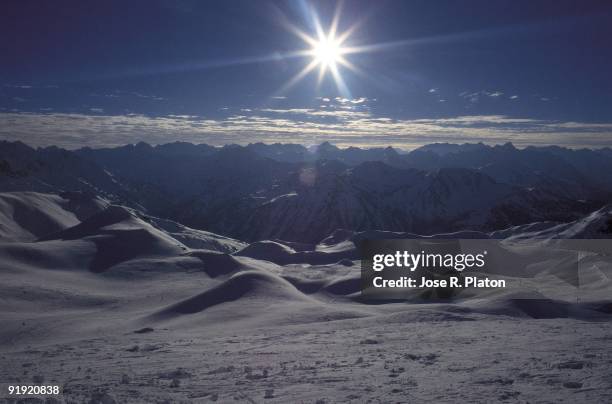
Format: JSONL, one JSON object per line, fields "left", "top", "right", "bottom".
{"left": 1, "top": 0, "right": 612, "bottom": 149}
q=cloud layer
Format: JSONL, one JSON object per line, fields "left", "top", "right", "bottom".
{"left": 1, "top": 110, "right": 611, "bottom": 150}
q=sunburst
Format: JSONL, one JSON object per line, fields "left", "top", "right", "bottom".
{"left": 276, "top": 3, "right": 363, "bottom": 97}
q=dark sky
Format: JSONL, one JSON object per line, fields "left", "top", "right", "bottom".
{"left": 1, "top": 0, "right": 612, "bottom": 149}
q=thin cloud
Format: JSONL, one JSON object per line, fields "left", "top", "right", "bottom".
{"left": 259, "top": 108, "right": 370, "bottom": 119}
{"left": 334, "top": 96, "right": 369, "bottom": 105}
{"left": 1, "top": 112, "right": 611, "bottom": 150}
{"left": 3, "top": 83, "right": 59, "bottom": 89}
{"left": 4, "top": 84, "right": 33, "bottom": 89}
{"left": 460, "top": 90, "right": 506, "bottom": 102}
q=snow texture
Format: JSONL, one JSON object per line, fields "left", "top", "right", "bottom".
{"left": 1, "top": 191, "right": 611, "bottom": 402}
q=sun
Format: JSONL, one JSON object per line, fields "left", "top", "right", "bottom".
{"left": 275, "top": 3, "right": 365, "bottom": 97}
{"left": 312, "top": 35, "right": 344, "bottom": 69}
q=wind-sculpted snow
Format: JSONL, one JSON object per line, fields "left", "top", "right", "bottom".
{"left": 1, "top": 192, "right": 612, "bottom": 402}
{"left": 36, "top": 205, "right": 186, "bottom": 272}
{"left": 146, "top": 215, "right": 246, "bottom": 252}
{"left": 154, "top": 271, "right": 314, "bottom": 317}
{"left": 0, "top": 191, "right": 108, "bottom": 241}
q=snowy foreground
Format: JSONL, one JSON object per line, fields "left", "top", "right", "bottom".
{"left": 1, "top": 192, "right": 611, "bottom": 403}
{"left": 2, "top": 308, "right": 611, "bottom": 403}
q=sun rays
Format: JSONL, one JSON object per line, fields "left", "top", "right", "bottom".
{"left": 274, "top": 2, "right": 364, "bottom": 98}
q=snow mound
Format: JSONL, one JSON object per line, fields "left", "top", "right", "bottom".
{"left": 0, "top": 191, "right": 107, "bottom": 242}
{"left": 234, "top": 239, "right": 358, "bottom": 265}
{"left": 281, "top": 273, "right": 361, "bottom": 296}
{"left": 41, "top": 205, "right": 186, "bottom": 272}
{"left": 188, "top": 250, "right": 244, "bottom": 277}
{"left": 155, "top": 271, "right": 311, "bottom": 316}
{"left": 145, "top": 215, "right": 246, "bottom": 252}
{"left": 234, "top": 240, "right": 296, "bottom": 261}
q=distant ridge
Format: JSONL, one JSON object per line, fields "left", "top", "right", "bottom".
{"left": 1, "top": 140, "right": 611, "bottom": 242}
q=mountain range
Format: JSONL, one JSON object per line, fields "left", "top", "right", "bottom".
{"left": 1, "top": 140, "right": 611, "bottom": 243}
